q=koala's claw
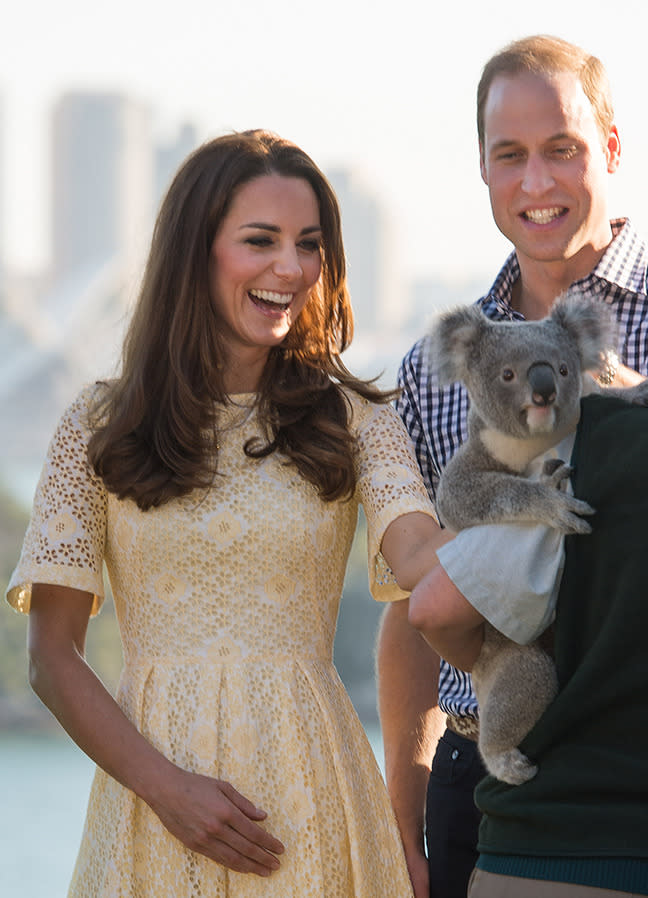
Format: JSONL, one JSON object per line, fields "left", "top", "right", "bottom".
{"left": 542, "top": 460, "right": 571, "bottom": 489}
{"left": 542, "top": 457, "right": 567, "bottom": 478}
{"left": 555, "top": 495, "right": 595, "bottom": 534}
{"left": 563, "top": 515, "right": 593, "bottom": 535}
{"left": 539, "top": 464, "right": 596, "bottom": 533}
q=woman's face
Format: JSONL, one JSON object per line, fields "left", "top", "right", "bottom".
{"left": 208, "top": 173, "right": 322, "bottom": 384}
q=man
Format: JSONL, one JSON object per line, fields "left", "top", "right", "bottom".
{"left": 377, "top": 34, "right": 648, "bottom": 898}
{"left": 407, "top": 393, "right": 648, "bottom": 897}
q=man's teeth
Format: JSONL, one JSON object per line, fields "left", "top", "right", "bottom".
{"left": 524, "top": 207, "right": 564, "bottom": 224}
{"left": 249, "top": 289, "right": 293, "bottom": 305}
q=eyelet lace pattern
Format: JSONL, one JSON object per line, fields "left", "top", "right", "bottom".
{"left": 8, "top": 385, "right": 433, "bottom": 897}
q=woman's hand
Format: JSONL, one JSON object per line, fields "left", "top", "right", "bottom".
{"left": 28, "top": 583, "right": 284, "bottom": 875}
{"left": 149, "top": 767, "right": 285, "bottom": 875}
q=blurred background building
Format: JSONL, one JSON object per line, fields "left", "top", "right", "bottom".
{"left": 0, "top": 90, "right": 483, "bottom": 508}
{"left": 0, "top": 93, "right": 203, "bottom": 507}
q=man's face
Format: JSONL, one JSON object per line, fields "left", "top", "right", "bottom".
{"left": 479, "top": 70, "right": 620, "bottom": 276}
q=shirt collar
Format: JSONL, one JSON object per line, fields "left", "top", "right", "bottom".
{"left": 579, "top": 218, "right": 648, "bottom": 295}
{"left": 479, "top": 218, "right": 647, "bottom": 319}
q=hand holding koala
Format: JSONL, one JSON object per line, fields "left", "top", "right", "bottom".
{"left": 431, "top": 292, "right": 648, "bottom": 784}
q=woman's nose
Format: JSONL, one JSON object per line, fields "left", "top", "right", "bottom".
{"left": 272, "top": 246, "right": 303, "bottom": 279}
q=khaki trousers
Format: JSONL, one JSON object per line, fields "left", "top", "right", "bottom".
{"left": 468, "top": 868, "right": 643, "bottom": 898}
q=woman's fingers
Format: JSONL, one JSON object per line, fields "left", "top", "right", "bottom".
{"left": 153, "top": 769, "right": 285, "bottom": 875}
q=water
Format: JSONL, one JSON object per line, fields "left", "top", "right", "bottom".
{"left": 0, "top": 727, "right": 384, "bottom": 897}
{"left": 0, "top": 734, "right": 95, "bottom": 897}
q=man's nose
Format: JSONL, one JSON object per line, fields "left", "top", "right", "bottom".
{"left": 521, "top": 154, "right": 555, "bottom": 195}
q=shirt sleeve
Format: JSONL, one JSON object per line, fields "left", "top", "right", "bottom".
{"left": 6, "top": 385, "right": 108, "bottom": 616}
{"left": 395, "top": 342, "right": 439, "bottom": 500}
{"left": 351, "top": 394, "right": 437, "bottom": 603}
{"left": 437, "top": 523, "right": 564, "bottom": 645}
{"left": 435, "top": 433, "right": 576, "bottom": 645}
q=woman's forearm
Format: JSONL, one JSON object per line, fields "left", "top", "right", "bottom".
{"left": 27, "top": 583, "right": 285, "bottom": 874}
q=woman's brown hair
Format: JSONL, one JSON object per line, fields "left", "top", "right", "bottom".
{"left": 88, "top": 129, "right": 393, "bottom": 510}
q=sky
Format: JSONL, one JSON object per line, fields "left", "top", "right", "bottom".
{"left": 2, "top": 0, "right": 647, "bottom": 285}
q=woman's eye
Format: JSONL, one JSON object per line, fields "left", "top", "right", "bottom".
{"left": 246, "top": 236, "right": 273, "bottom": 247}
{"left": 299, "top": 239, "right": 321, "bottom": 252}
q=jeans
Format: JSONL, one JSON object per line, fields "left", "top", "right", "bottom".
{"left": 426, "top": 728, "right": 487, "bottom": 898}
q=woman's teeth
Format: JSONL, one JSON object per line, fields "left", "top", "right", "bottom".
{"left": 249, "top": 289, "right": 293, "bottom": 309}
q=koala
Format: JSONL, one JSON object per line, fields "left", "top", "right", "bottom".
{"left": 431, "top": 292, "right": 648, "bottom": 785}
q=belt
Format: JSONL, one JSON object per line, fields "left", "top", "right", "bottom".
{"left": 445, "top": 714, "right": 479, "bottom": 742}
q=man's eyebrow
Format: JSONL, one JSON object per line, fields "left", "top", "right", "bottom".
{"left": 489, "top": 132, "right": 578, "bottom": 151}
{"left": 488, "top": 139, "right": 521, "bottom": 152}
{"left": 238, "top": 223, "right": 322, "bottom": 235}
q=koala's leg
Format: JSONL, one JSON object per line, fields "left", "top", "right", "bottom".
{"left": 472, "top": 625, "right": 559, "bottom": 785}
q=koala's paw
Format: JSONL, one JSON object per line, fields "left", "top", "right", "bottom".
{"left": 482, "top": 747, "right": 538, "bottom": 785}
{"left": 541, "top": 459, "right": 571, "bottom": 488}
{"left": 554, "top": 494, "right": 596, "bottom": 534}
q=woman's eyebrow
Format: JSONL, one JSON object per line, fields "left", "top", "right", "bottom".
{"left": 239, "top": 223, "right": 322, "bottom": 234}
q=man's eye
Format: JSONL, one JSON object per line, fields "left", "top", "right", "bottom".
{"left": 553, "top": 146, "right": 577, "bottom": 159}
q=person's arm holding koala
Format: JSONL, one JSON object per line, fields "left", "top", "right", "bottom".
{"left": 409, "top": 564, "right": 486, "bottom": 672}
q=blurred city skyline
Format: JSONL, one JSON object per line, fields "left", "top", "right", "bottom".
{"left": 0, "top": 86, "right": 484, "bottom": 509}
{"left": 2, "top": 0, "right": 648, "bottom": 506}
{"left": 2, "top": 0, "right": 648, "bottom": 282}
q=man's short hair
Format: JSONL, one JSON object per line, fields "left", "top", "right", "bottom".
{"left": 477, "top": 35, "right": 614, "bottom": 147}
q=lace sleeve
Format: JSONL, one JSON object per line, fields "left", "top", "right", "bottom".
{"left": 351, "top": 395, "right": 437, "bottom": 603}
{"left": 6, "top": 385, "right": 108, "bottom": 616}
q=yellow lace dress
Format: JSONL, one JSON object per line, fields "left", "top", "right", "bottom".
{"left": 7, "top": 385, "right": 435, "bottom": 898}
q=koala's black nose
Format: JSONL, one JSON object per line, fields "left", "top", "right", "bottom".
{"left": 528, "top": 362, "right": 557, "bottom": 406}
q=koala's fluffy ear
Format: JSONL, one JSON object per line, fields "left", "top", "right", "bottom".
{"left": 428, "top": 305, "right": 488, "bottom": 384}
{"left": 550, "top": 292, "right": 616, "bottom": 371}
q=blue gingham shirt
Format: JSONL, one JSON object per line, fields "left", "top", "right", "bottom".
{"left": 396, "top": 218, "right": 648, "bottom": 720}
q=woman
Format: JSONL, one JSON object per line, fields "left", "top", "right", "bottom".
{"left": 7, "top": 130, "right": 447, "bottom": 897}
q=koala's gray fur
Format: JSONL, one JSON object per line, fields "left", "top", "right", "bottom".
{"left": 432, "top": 292, "right": 648, "bottom": 785}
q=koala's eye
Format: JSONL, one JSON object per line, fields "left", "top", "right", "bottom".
{"left": 559, "top": 364, "right": 569, "bottom": 377}
{"left": 502, "top": 368, "right": 515, "bottom": 382}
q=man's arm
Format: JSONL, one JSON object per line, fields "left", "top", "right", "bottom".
{"left": 381, "top": 346, "right": 448, "bottom": 898}
{"left": 376, "top": 598, "right": 444, "bottom": 898}
{"left": 408, "top": 565, "right": 485, "bottom": 671}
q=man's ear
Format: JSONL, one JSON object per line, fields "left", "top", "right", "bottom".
{"left": 606, "top": 125, "right": 621, "bottom": 174}
{"left": 479, "top": 141, "right": 488, "bottom": 185}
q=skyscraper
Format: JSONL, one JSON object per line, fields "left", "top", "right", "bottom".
{"left": 51, "top": 91, "right": 153, "bottom": 279}
{"left": 155, "top": 121, "right": 199, "bottom": 207}
{"left": 0, "top": 92, "right": 5, "bottom": 283}
{"left": 327, "top": 167, "right": 405, "bottom": 337}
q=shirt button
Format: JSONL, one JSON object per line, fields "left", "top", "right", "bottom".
{"left": 451, "top": 749, "right": 460, "bottom": 760}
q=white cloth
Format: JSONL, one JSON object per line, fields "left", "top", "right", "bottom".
{"left": 437, "top": 434, "right": 575, "bottom": 646}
